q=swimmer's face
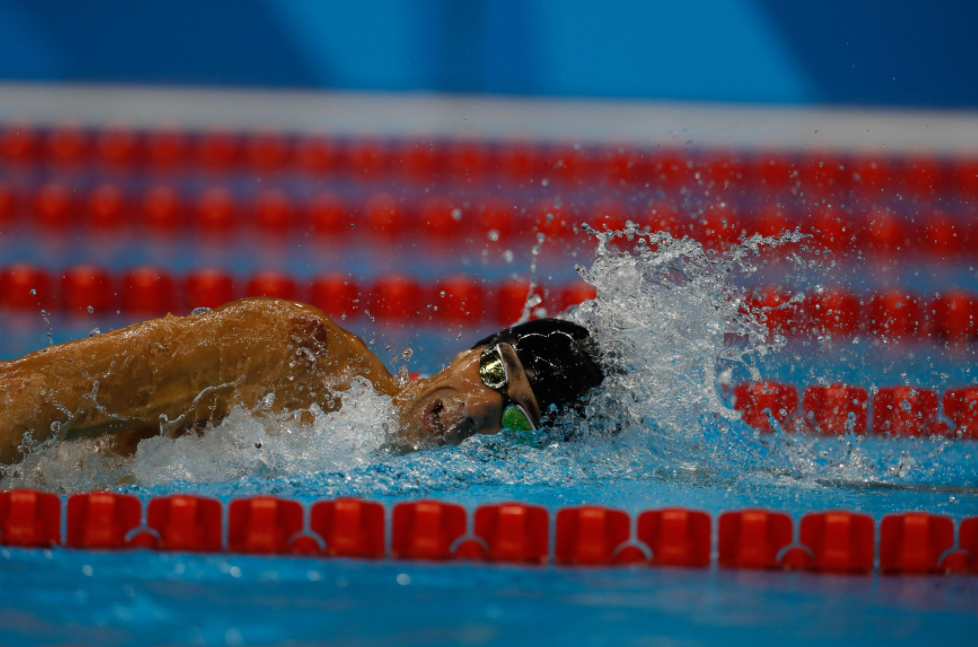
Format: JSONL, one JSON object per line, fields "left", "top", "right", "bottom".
{"left": 393, "top": 343, "right": 541, "bottom": 449}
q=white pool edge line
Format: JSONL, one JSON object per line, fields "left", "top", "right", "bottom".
{"left": 2, "top": 82, "right": 978, "bottom": 155}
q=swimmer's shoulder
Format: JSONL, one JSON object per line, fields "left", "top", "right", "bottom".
{"left": 210, "top": 297, "right": 396, "bottom": 394}
{"left": 208, "top": 296, "right": 346, "bottom": 329}
{"left": 207, "top": 296, "right": 373, "bottom": 356}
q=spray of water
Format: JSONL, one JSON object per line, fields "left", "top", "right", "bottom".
{"left": 563, "top": 226, "right": 975, "bottom": 490}
{"left": 2, "top": 377, "right": 396, "bottom": 492}
{"left": 3, "top": 227, "right": 976, "bottom": 496}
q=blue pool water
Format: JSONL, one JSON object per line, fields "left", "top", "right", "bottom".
{"left": 2, "top": 422, "right": 978, "bottom": 647}
{"left": 2, "top": 447, "right": 978, "bottom": 647}
{"left": 2, "top": 231, "right": 978, "bottom": 646}
{"left": 3, "top": 544, "right": 978, "bottom": 647}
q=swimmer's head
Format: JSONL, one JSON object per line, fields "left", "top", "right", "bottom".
{"left": 393, "top": 318, "right": 605, "bottom": 449}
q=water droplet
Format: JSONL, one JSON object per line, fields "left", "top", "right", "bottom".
{"left": 451, "top": 208, "right": 462, "bottom": 221}
{"left": 487, "top": 229, "right": 500, "bottom": 242}
{"left": 29, "top": 289, "right": 36, "bottom": 296}
{"left": 87, "top": 305, "right": 94, "bottom": 313}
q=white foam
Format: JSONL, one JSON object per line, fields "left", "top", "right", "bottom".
{"left": 2, "top": 377, "right": 397, "bottom": 491}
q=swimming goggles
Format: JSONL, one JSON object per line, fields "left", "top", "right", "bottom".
{"left": 479, "top": 344, "right": 538, "bottom": 433}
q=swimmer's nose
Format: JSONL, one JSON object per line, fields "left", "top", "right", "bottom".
{"left": 462, "top": 392, "right": 502, "bottom": 437}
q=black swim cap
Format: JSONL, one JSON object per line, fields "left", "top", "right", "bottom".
{"left": 472, "top": 318, "right": 605, "bottom": 422}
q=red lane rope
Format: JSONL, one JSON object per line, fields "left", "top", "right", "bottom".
{"left": 734, "top": 381, "right": 978, "bottom": 438}
{"left": 1, "top": 265, "right": 975, "bottom": 344}
{"left": 3, "top": 124, "right": 977, "bottom": 199}
{"left": 0, "top": 265, "right": 588, "bottom": 324}
{"left": 0, "top": 180, "right": 975, "bottom": 257}
{"left": 0, "top": 490, "right": 975, "bottom": 575}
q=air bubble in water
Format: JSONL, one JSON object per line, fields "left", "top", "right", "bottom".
{"left": 88, "top": 328, "right": 100, "bottom": 337}
{"left": 487, "top": 229, "right": 500, "bottom": 242}
{"left": 191, "top": 306, "right": 212, "bottom": 316}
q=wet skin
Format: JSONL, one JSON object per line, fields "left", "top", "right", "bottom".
{"left": 0, "top": 297, "right": 538, "bottom": 464}
{"left": 393, "top": 343, "right": 541, "bottom": 450}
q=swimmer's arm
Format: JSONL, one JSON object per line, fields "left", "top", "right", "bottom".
{"left": 0, "top": 297, "right": 397, "bottom": 463}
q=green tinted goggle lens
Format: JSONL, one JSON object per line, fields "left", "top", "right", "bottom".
{"left": 502, "top": 404, "right": 535, "bottom": 432}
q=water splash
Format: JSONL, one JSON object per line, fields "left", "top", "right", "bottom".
{"left": 2, "top": 377, "right": 396, "bottom": 492}
{"left": 565, "top": 226, "right": 785, "bottom": 438}
{"left": 3, "top": 228, "right": 977, "bottom": 497}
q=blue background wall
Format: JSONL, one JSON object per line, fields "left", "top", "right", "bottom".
{"left": 0, "top": 0, "right": 975, "bottom": 108}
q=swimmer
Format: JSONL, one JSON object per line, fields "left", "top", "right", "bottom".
{"left": 0, "top": 297, "right": 605, "bottom": 464}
